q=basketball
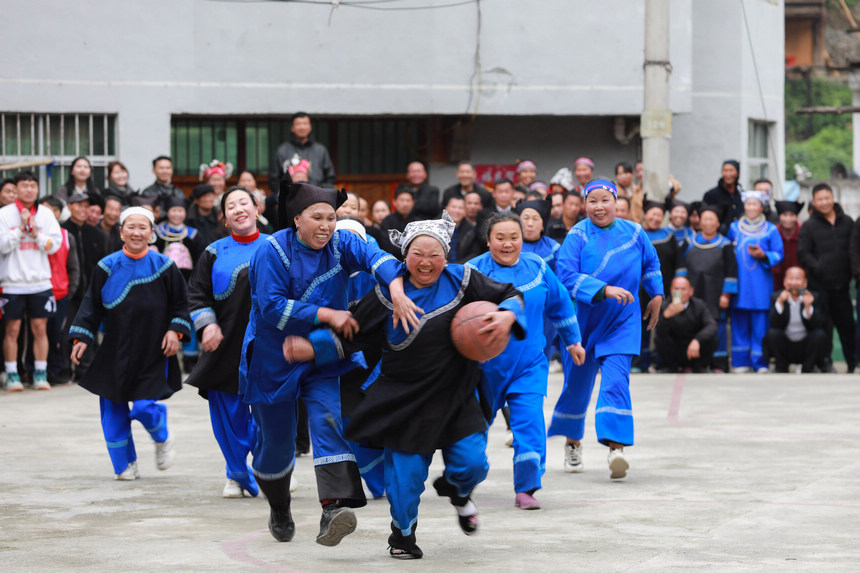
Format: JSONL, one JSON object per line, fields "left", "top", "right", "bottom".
{"left": 450, "top": 301, "right": 508, "bottom": 362}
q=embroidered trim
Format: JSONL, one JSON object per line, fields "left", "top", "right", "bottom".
{"left": 359, "top": 454, "right": 384, "bottom": 474}
{"left": 553, "top": 411, "right": 587, "bottom": 420}
{"left": 513, "top": 451, "right": 542, "bottom": 464}
{"left": 106, "top": 439, "right": 129, "bottom": 448}
{"left": 97, "top": 260, "right": 112, "bottom": 275}
{"left": 374, "top": 284, "right": 394, "bottom": 310}
{"left": 330, "top": 329, "right": 345, "bottom": 360}
{"left": 267, "top": 235, "right": 291, "bottom": 271}
{"left": 299, "top": 232, "right": 341, "bottom": 302}
{"left": 277, "top": 300, "right": 295, "bottom": 330}
{"left": 313, "top": 453, "right": 356, "bottom": 466}
{"left": 103, "top": 260, "right": 174, "bottom": 309}
{"left": 643, "top": 270, "right": 662, "bottom": 280}
{"left": 69, "top": 325, "right": 95, "bottom": 340}
{"left": 205, "top": 244, "right": 218, "bottom": 255}
{"left": 390, "top": 266, "right": 472, "bottom": 351}
{"left": 370, "top": 254, "right": 396, "bottom": 278}
{"left": 253, "top": 461, "right": 294, "bottom": 480}
{"left": 570, "top": 274, "right": 588, "bottom": 300}
{"left": 592, "top": 226, "right": 641, "bottom": 279}
{"left": 214, "top": 262, "right": 250, "bottom": 300}
{"left": 170, "top": 317, "right": 192, "bottom": 331}
{"left": 517, "top": 259, "right": 546, "bottom": 292}
{"left": 595, "top": 406, "right": 633, "bottom": 416}
{"left": 552, "top": 315, "right": 578, "bottom": 329}
{"left": 570, "top": 227, "right": 588, "bottom": 243}
{"left": 192, "top": 309, "right": 217, "bottom": 330}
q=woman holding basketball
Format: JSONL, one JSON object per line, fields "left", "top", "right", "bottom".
{"left": 467, "top": 211, "right": 585, "bottom": 510}
{"left": 549, "top": 179, "right": 663, "bottom": 480}
{"left": 283, "top": 211, "right": 526, "bottom": 559}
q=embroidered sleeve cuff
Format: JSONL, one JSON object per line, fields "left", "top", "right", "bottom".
{"left": 308, "top": 328, "right": 344, "bottom": 365}
{"left": 499, "top": 295, "right": 527, "bottom": 340}
{"left": 191, "top": 308, "right": 218, "bottom": 331}
{"left": 68, "top": 325, "right": 94, "bottom": 345}
{"left": 554, "top": 315, "right": 582, "bottom": 347}
{"left": 722, "top": 278, "right": 738, "bottom": 295}
{"left": 169, "top": 317, "right": 193, "bottom": 337}
{"left": 374, "top": 256, "right": 406, "bottom": 283}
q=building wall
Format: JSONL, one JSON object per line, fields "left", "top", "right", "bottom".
{"left": 0, "top": 0, "right": 781, "bottom": 202}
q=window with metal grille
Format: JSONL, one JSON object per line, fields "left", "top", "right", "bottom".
{"left": 170, "top": 116, "right": 429, "bottom": 180}
{"left": 0, "top": 113, "right": 118, "bottom": 195}
{"left": 748, "top": 120, "right": 773, "bottom": 185}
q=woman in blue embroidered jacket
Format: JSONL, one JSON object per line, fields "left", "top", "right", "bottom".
{"left": 68, "top": 207, "right": 191, "bottom": 481}
{"left": 239, "top": 175, "right": 418, "bottom": 547}
{"left": 186, "top": 186, "right": 267, "bottom": 499}
{"left": 549, "top": 179, "right": 663, "bottom": 480}
{"left": 468, "top": 211, "right": 584, "bottom": 511}
{"left": 282, "top": 212, "right": 526, "bottom": 559}
{"left": 727, "top": 190, "right": 783, "bottom": 372}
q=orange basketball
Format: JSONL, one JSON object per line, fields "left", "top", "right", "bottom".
{"left": 450, "top": 301, "right": 508, "bottom": 362}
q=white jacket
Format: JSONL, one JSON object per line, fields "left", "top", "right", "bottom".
{"left": 0, "top": 203, "right": 63, "bottom": 294}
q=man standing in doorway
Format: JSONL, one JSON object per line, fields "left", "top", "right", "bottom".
{"left": 394, "top": 161, "right": 440, "bottom": 221}
{"left": 269, "top": 112, "right": 336, "bottom": 192}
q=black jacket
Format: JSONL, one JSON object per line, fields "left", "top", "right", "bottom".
{"left": 185, "top": 204, "right": 228, "bottom": 248}
{"left": 394, "top": 183, "right": 440, "bottom": 221}
{"left": 269, "top": 136, "right": 336, "bottom": 191}
{"left": 62, "top": 220, "right": 108, "bottom": 301}
{"left": 797, "top": 204, "right": 854, "bottom": 291}
{"left": 702, "top": 179, "right": 744, "bottom": 233}
{"left": 138, "top": 181, "right": 185, "bottom": 213}
{"left": 656, "top": 297, "right": 718, "bottom": 344}
{"left": 379, "top": 211, "right": 417, "bottom": 257}
{"left": 442, "top": 184, "right": 494, "bottom": 210}
{"left": 768, "top": 290, "right": 826, "bottom": 332}
{"left": 847, "top": 217, "right": 860, "bottom": 280}
{"left": 450, "top": 220, "right": 481, "bottom": 264}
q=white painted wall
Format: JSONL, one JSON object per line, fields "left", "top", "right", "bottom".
{"left": 0, "top": 0, "right": 780, "bottom": 199}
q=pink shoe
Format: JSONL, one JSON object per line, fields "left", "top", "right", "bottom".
{"left": 514, "top": 492, "right": 541, "bottom": 510}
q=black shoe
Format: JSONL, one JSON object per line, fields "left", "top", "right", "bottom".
{"left": 182, "top": 355, "right": 198, "bottom": 373}
{"left": 388, "top": 522, "right": 423, "bottom": 559}
{"left": 432, "top": 476, "right": 478, "bottom": 535}
{"left": 268, "top": 505, "right": 295, "bottom": 542}
{"left": 316, "top": 503, "right": 357, "bottom": 546}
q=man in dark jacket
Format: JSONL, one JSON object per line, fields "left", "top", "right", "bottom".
{"left": 185, "top": 184, "right": 226, "bottom": 247}
{"left": 797, "top": 183, "right": 855, "bottom": 372}
{"left": 393, "top": 161, "right": 440, "bottom": 221}
{"left": 379, "top": 188, "right": 417, "bottom": 257}
{"left": 441, "top": 161, "right": 493, "bottom": 210}
{"left": 702, "top": 160, "right": 744, "bottom": 233}
{"left": 444, "top": 196, "right": 480, "bottom": 264}
{"left": 138, "top": 156, "right": 186, "bottom": 213}
{"left": 269, "top": 112, "right": 336, "bottom": 192}
{"left": 763, "top": 266, "right": 827, "bottom": 373}
{"left": 655, "top": 276, "right": 719, "bottom": 373}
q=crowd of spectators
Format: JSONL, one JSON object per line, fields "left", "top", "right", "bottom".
{"left": 1, "top": 111, "right": 856, "bottom": 393}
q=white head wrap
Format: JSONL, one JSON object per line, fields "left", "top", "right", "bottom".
{"left": 741, "top": 190, "right": 769, "bottom": 206}
{"left": 336, "top": 219, "right": 367, "bottom": 242}
{"left": 120, "top": 206, "right": 155, "bottom": 227}
{"left": 389, "top": 210, "right": 456, "bottom": 256}
{"left": 549, "top": 167, "right": 575, "bottom": 192}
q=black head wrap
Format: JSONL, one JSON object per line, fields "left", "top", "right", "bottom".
{"left": 774, "top": 200, "right": 804, "bottom": 215}
{"left": 699, "top": 204, "right": 725, "bottom": 220}
{"left": 277, "top": 172, "right": 347, "bottom": 231}
{"left": 722, "top": 159, "right": 740, "bottom": 174}
{"left": 643, "top": 199, "right": 666, "bottom": 214}
{"left": 668, "top": 198, "right": 691, "bottom": 215}
{"left": 515, "top": 196, "right": 552, "bottom": 234}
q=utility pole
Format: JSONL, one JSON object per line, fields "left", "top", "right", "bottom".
{"left": 641, "top": 0, "right": 672, "bottom": 202}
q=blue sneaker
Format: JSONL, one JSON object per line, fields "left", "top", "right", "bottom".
{"left": 5, "top": 372, "right": 23, "bottom": 392}
{"left": 34, "top": 370, "right": 51, "bottom": 391}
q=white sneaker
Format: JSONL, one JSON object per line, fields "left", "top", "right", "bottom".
{"left": 155, "top": 435, "right": 175, "bottom": 470}
{"left": 504, "top": 429, "right": 514, "bottom": 448}
{"left": 564, "top": 442, "right": 584, "bottom": 473}
{"left": 223, "top": 478, "right": 244, "bottom": 498}
{"left": 756, "top": 367, "right": 770, "bottom": 374}
{"left": 608, "top": 448, "right": 629, "bottom": 479}
{"left": 731, "top": 366, "right": 751, "bottom": 374}
{"left": 289, "top": 473, "right": 298, "bottom": 493}
{"left": 548, "top": 359, "right": 562, "bottom": 373}
{"left": 115, "top": 461, "right": 140, "bottom": 481}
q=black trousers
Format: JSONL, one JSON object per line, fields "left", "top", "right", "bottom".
{"left": 819, "top": 288, "right": 855, "bottom": 371}
{"left": 763, "top": 328, "right": 828, "bottom": 373}
{"left": 655, "top": 332, "right": 718, "bottom": 372}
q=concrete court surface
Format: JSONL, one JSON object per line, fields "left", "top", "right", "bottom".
{"left": 0, "top": 371, "right": 858, "bottom": 572}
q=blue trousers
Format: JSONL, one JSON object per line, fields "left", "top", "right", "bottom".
{"left": 386, "top": 431, "right": 489, "bottom": 537}
{"left": 209, "top": 390, "right": 258, "bottom": 496}
{"left": 508, "top": 392, "right": 546, "bottom": 493}
{"left": 182, "top": 327, "right": 198, "bottom": 358}
{"left": 714, "top": 317, "right": 729, "bottom": 365}
{"left": 343, "top": 416, "right": 385, "bottom": 499}
{"left": 730, "top": 308, "right": 768, "bottom": 370}
{"left": 99, "top": 398, "right": 168, "bottom": 474}
{"left": 251, "top": 375, "right": 361, "bottom": 503}
{"left": 549, "top": 351, "right": 634, "bottom": 447}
